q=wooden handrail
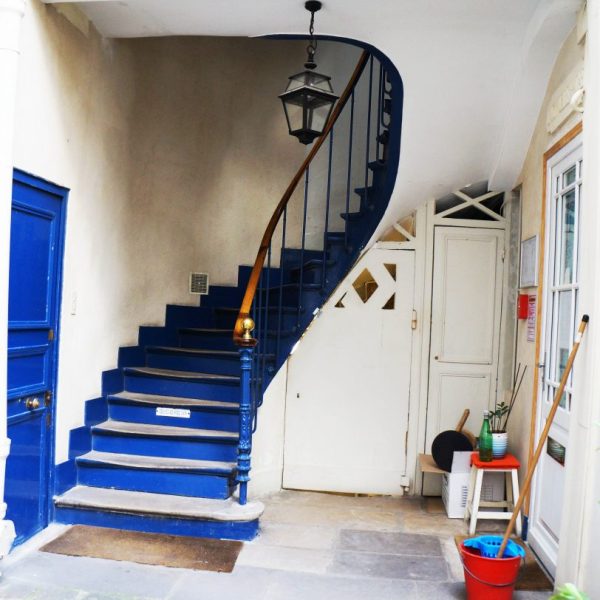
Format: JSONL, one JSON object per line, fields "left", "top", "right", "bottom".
{"left": 234, "top": 50, "right": 370, "bottom": 344}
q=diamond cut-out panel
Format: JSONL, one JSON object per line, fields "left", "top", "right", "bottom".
{"left": 384, "top": 264, "right": 396, "bottom": 281}
{"left": 335, "top": 292, "right": 347, "bottom": 308}
{"left": 382, "top": 294, "right": 395, "bottom": 310}
{"left": 352, "top": 268, "right": 378, "bottom": 303}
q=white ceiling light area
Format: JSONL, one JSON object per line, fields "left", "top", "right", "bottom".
{"left": 44, "top": 0, "right": 582, "bottom": 227}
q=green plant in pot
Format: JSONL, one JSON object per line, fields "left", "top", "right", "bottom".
{"left": 490, "top": 364, "right": 527, "bottom": 459}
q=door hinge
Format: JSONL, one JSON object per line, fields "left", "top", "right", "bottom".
{"left": 48, "top": 329, "right": 54, "bottom": 341}
{"left": 411, "top": 310, "right": 418, "bottom": 330}
{"left": 501, "top": 247, "right": 506, "bottom": 262}
{"left": 45, "top": 390, "right": 52, "bottom": 406}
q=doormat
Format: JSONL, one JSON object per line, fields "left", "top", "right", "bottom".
{"left": 454, "top": 535, "right": 552, "bottom": 591}
{"left": 41, "top": 525, "right": 243, "bottom": 573}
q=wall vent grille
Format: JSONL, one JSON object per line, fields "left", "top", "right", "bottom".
{"left": 189, "top": 272, "right": 209, "bottom": 295}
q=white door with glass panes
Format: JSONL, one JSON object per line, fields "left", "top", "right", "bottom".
{"left": 529, "top": 137, "right": 582, "bottom": 577}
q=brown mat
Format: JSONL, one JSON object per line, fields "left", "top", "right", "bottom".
{"left": 455, "top": 535, "right": 553, "bottom": 591}
{"left": 41, "top": 525, "right": 243, "bottom": 572}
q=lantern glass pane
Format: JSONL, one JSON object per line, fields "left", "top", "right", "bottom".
{"left": 286, "top": 71, "right": 333, "bottom": 94}
{"left": 282, "top": 99, "right": 304, "bottom": 133}
{"left": 306, "top": 101, "right": 332, "bottom": 133}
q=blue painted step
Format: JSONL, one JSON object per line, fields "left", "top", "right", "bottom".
{"left": 123, "top": 367, "right": 240, "bottom": 402}
{"left": 178, "top": 328, "right": 235, "bottom": 351}
{"left": 76, "top": 450, "right": 235, "bottom": 498}
{"left": 91, "top": 420, "right": 238, "bottom": 461}
{"left": 107, "top": 391, "right": 240, "bottom": 431}
{"left": 54, "top": 486, "right": 262, "bottom": 541}
{"left": 145, "top": 347, "right": 242, "bottom": 376}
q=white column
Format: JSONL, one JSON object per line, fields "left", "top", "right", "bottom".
{"left": 555, "top": 0, "right": 600, "bottom": 594}
{"left": 0, "top": 0, "right": 25, "bottom": 559}
{"left": 576, "top": 0, "right": 600, "bottom": 593}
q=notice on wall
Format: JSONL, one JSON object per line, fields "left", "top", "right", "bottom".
{"left": 527, "top": 295, "right": 537, "bottom": 342}
{"left": 156, "top": 407, "right": 191, "bottom": 419}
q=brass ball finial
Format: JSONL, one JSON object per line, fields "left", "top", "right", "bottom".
{"left": 241, "top": 317, "right": 255, "bottom": 341}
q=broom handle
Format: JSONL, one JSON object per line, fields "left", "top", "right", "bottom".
{"left": 496, "top": 314, "right": 589, "bottom": 558}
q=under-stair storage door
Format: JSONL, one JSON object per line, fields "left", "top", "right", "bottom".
{"left": 426, "top": 227, "right": 504, "bottom": 455}
{"left": 283, "top": 249, "right": 415, "bottom": 494}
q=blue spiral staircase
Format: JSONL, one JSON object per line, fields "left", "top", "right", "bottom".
{"left": 53, "top": 48, "right": 402, "bottom": 541}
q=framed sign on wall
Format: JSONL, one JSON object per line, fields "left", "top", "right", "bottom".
{"left": 520, "top": 235, "right": 538, "bottom": 288}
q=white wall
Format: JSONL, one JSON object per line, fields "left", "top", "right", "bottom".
{"left": 12, "top": 3, "right": 359, "bottom": 463}
{"left": 55, "top": 0, "right": 582, "bottom": 242}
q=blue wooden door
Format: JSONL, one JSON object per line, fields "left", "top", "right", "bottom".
{"left": 6, "top": 170, "right": 67, "bottom": 545}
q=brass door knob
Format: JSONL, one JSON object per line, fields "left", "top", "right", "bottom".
{"left": 25, "top": 397, "right": 40, "bottom": 410}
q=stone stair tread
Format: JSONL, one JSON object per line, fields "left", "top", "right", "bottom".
{"left": 93, "top": 419, "right": 238, "bottom": 440}
{"left": 146, "top": 346, "right": 239, "bottom": 358}
{"left": 77, "top": 450, "right": 235, "bottom": 473}
{"left": 109, "top": 391, "right": 239, "bottom": 410}
{"left": 179, "top": 328, "right": 232, "bottom": 334}
{"left": 124, "top": 367, "right": 239, "bottom": 382}
{"left": 54, "top": 485, "right": 263, "bottom": 522}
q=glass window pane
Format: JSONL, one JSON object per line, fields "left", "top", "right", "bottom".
{"left": 554, "top": 290, "right": 572, "bottom": 383}
{"left": 558, "top": 190, "right": 576, "bottom": 284}
{"left": 563, "top": 165, "right": 576, "bottom": 187}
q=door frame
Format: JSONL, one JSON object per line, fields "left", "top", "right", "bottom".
{"left": 10, "top": 168, "right": 68, "bottom": 535}
{"left": 414, "top": 197, "right": 506, "bottom": 494}
{"left": 527, "top": 126, "right": 582, "bottom": 574}
{"left": 525, "top": 123, "right": 583, "bottom": 522}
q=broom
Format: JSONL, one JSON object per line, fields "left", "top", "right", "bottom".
{"left": 496, "top": 314, "right": 589, "bottom": 558}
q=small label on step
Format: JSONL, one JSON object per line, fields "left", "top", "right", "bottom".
{"left": 156, "top": 407, "right": 191, "bottom": 419}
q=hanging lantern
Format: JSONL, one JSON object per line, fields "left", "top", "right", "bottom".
{"left": 279, "top": 1, "right": 338, "bottom": 145}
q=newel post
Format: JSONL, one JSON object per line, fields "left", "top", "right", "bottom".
{"left": 237, "top": 318, "right": 257, "bottom": 505}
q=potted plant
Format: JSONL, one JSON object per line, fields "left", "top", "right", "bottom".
{"left": 490, "top": 364, "right": 527, "bottom": 459}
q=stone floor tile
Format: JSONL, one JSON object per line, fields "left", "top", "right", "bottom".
{"left": 0, "top": 579, "right": 87, "bottom": 600}
{"left": 3, "top": 552, "right": 181, "bottom": 599}
{"left": 337, "top": 529, "right": 442, "bottom": 556}
{"left": 261, "top": 503, "right": 403, "bottom": 531}
{"left": 415, "top": 581, "right": 466, "bottom": 599}
{"left": 237, "top": 543, "right": 333, "bottom": 574}
{"left": 441, "top": 536, "right": 466, "bottom": 581}
{"left": 253, "top": 522, "right": 338, "bottom": 550}
{"left": 264, "top": 570, "right": 420, "bottom": 600}
{"left": 401, "top": 513, "right": 471, "bottom": 536}
{"left": 167, "top": 567, "right": 273, "bottom": 600}
{"left": 329, "top": 550, "right": 449, "bottom": 581}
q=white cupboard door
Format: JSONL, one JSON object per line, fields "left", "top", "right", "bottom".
{"left": 426, "top": 227, "right": 504, "bottom": 450}
{"left": 283, "top": 249, "right": 415, "bottom": 494}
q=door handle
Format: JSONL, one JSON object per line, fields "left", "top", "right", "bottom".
{"left": 25, "top": 397, "right": 40, "bottom": 410}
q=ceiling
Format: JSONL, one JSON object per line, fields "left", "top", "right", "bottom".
{"left": 43, "top": 0, "right": 582, "bottom": 231}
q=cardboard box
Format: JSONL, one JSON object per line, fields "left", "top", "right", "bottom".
{"left": 441, "top": 451, "right": 505, "bottom": 518}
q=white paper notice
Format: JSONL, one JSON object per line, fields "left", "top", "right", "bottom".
{"left": 156, "top": 407, "right": 191, "bottom": 419}
{"left": 527, "top": 295, "right": 536, "bottom": 342}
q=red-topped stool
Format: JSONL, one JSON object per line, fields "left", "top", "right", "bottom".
{"left": 464, "top": 452, "right": 521, "bottom": 535}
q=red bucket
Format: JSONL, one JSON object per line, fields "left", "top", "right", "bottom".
{"left": 460, "top": 542, "right": 522, "bottom": 600}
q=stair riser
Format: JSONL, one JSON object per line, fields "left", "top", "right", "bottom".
{"left": 145, "top": 352, "right": 241, "bottom": 377}
{"left": 138, "top": 327, "right": 179, "bottom": 347}
{"left": 261, "top": 287, "right": 323, "bottom": 307}
{"left": 178, "top": 332, "right": 235, "bottom": 351}
{"left": 77, "top": 464, "right": 234, "bottom": 499}
{"left": 124, "top": 374, "right": 240, "bottom": 402}
{"left": 54, "top": 508, "right": 259, "bottom": 541}
{"left": 288, "top": 265, "right": 324, "bottom": 285}
{"left": 212, "top": 310, "right": 238, "bottom": 329}
{"left": 108, "top": 402, "right": 240, "bottom": 432}
{"left": 165, "top": 306, "right": 216, "bottom": 329}
{"left": 198, "top": 286, "right": 244, "bottom": 308}
{"left": 92, "top": 433, "right": 238, "bottom": 461}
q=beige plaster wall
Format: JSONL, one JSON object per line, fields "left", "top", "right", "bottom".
{"left": 14, "top": 2, "right": 140, "bottom": 463}
{"left": 508, "top": 27, "right": 584, "bottom": 468}
{"left": 12, "top": 3, "right": 357, "bottom": 463}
